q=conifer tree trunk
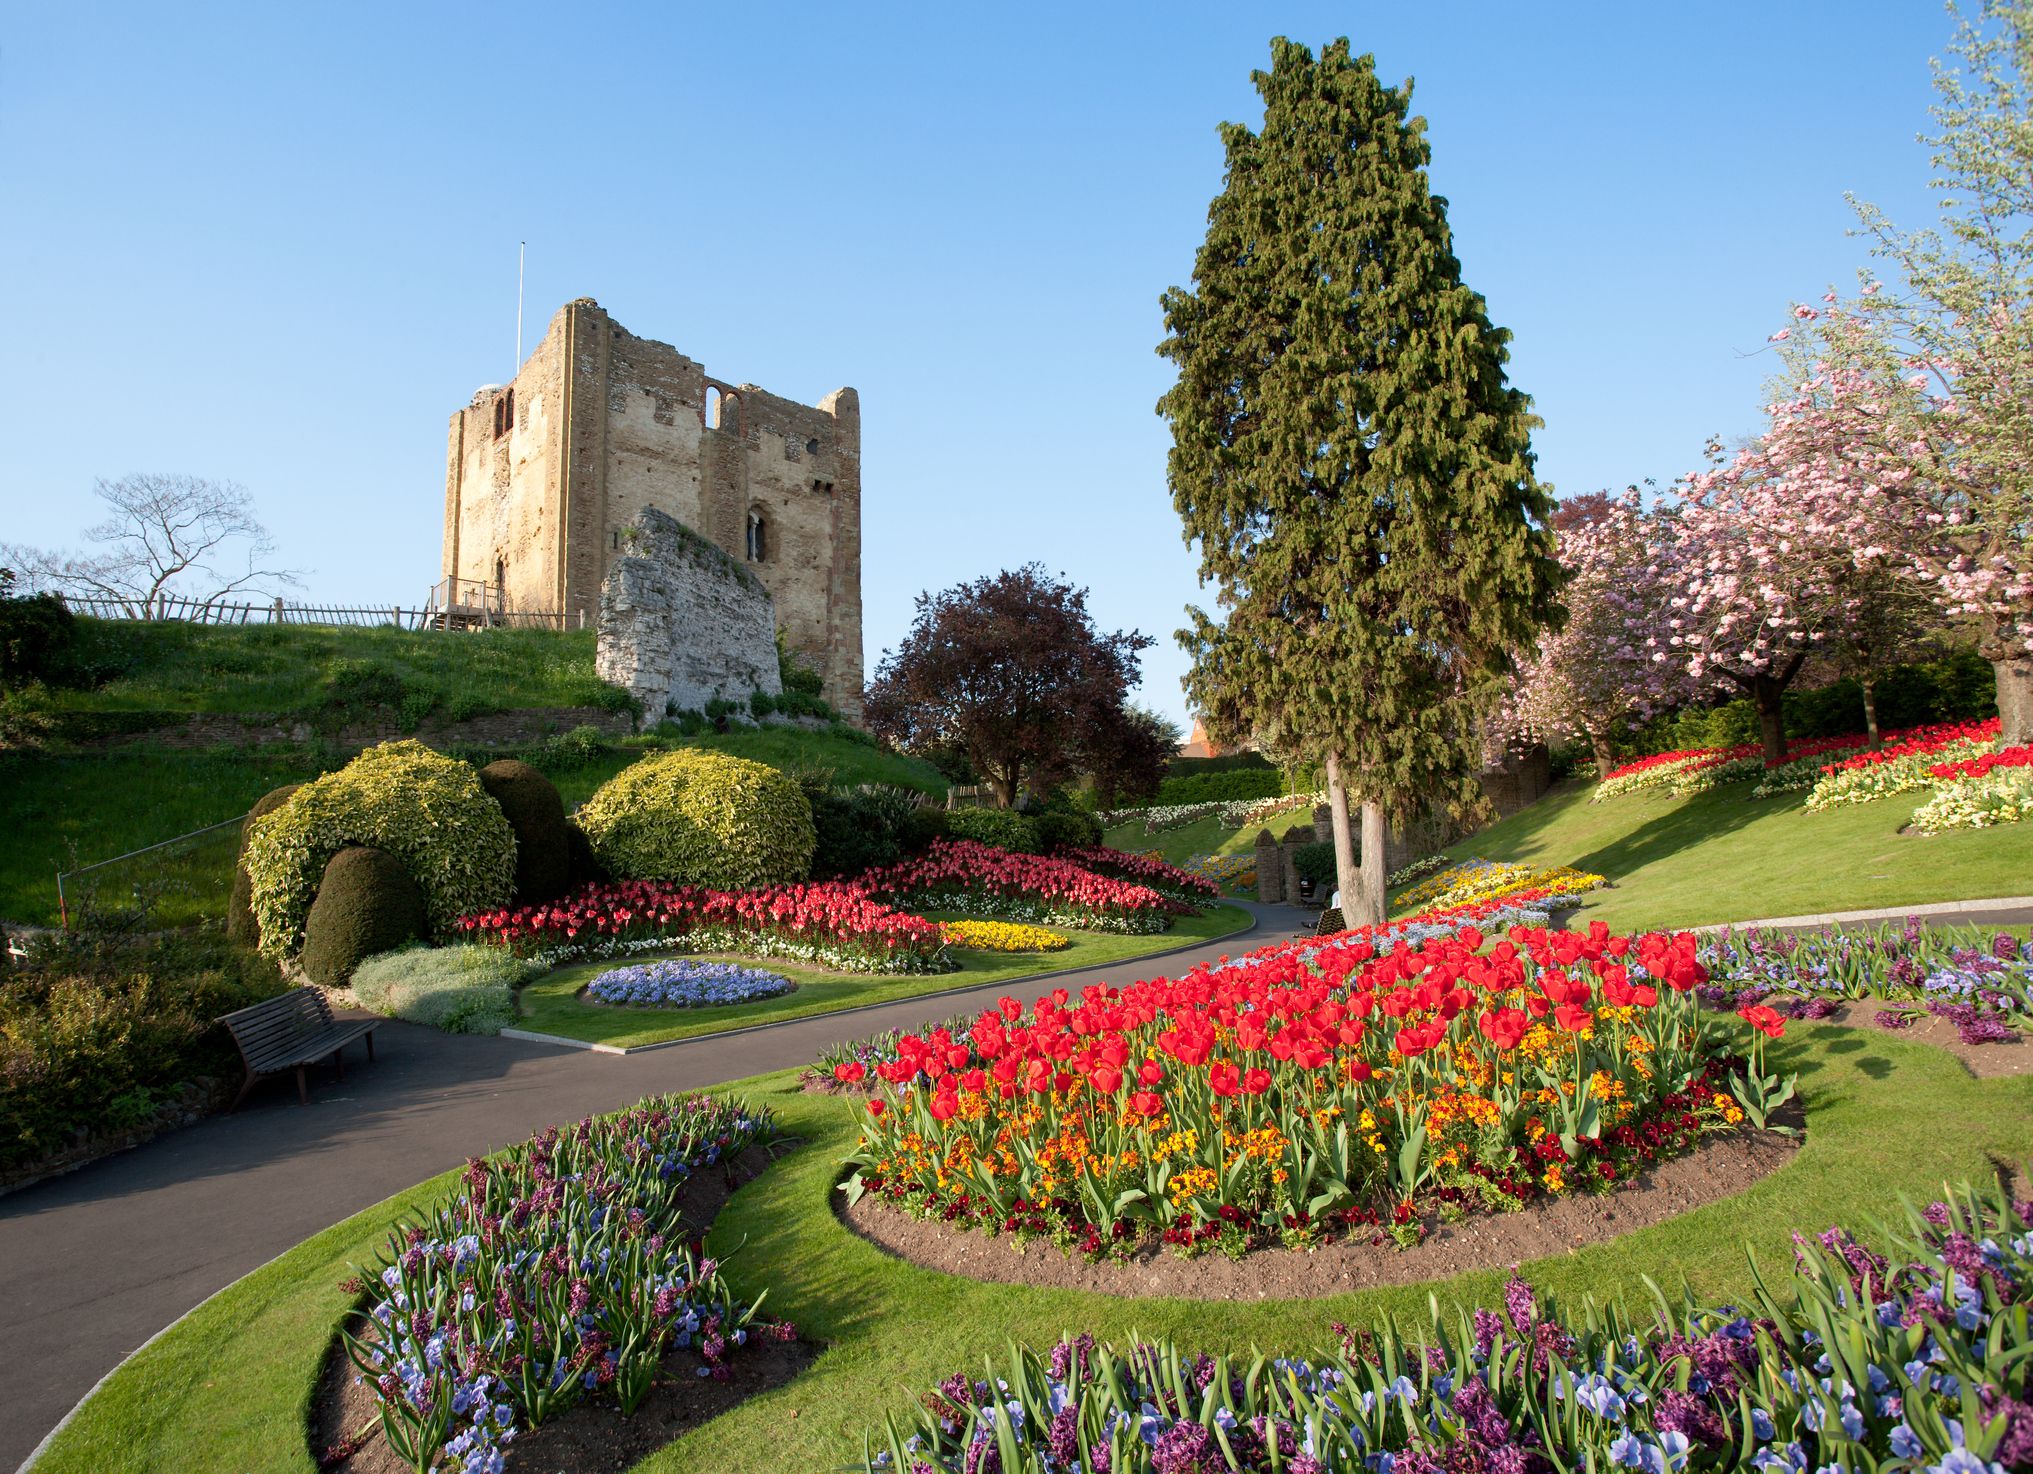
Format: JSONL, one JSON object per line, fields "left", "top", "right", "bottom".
{"left": 1354, "top": 800, "right": 1388, "bottom": 928}
{"left": 1324, "top": 751, "right": 1361, "bottom": 922}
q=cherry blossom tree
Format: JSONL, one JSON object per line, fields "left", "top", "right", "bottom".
{"left": 1499, "top": 490, "right": 1690, "bottom": 777}
{"left": 1828, "top": 0, "right": 2033, "bottom": 742}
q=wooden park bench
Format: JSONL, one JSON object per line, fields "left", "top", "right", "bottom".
{"left": 219, "top": 987, "right": 381, "bottom": 1107}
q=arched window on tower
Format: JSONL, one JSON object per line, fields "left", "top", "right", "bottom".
{"left": 746, "top": 509, "right": 768, "bottom": 563}
{"left": 704, "top": 386, "right": 723, "bottom": 429}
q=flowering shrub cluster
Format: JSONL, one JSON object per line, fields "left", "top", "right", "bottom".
{"left": 1803, "top": 719, "right": 2002, "bottom": 810}
{"left": 939, "top": 919, "right": 1070, "bottom": 953}
{"left": 457, "top": 879, "right": 950, "bottom": 975}
{"left": 1099, "top": 792, "right": 1322, "bottom": 835}
{"left": 582, "top": 959, "right": 795, "bottom": 1009}
{"left": 840, "top": 915, "right": 1772, "bottom": 1259}
{"left": 861, "top": 1179, "right": 2033, "bottom": 1474}
{"left": 1392, "top": 858, "right": 1608, "bottom": 915}
{"left": 1061, "top": 847, "right": 1222, "bottom": 904}
{"left": 345, "top": 1093, "right": 793, "bottom": 1474}
{"left": 1700, "top": 919, "right": 2031, "bottom": 1045}
{"left": 1385, "top": 852, "right": 1450, "bottom": 889}
{"left": 858, "top": 841, "right": 1179, "bottom": 935}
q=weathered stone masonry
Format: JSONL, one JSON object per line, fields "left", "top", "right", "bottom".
{"left": 442, "top": 299, "right": 864, "bottom": 721}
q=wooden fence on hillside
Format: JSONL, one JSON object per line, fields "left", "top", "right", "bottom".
{"left": 55, "top": 592, "right": 584, "bottom": 632}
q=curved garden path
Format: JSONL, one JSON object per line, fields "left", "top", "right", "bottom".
{"left": 0, "top": 902, "right": 1311, "bottom": 1471}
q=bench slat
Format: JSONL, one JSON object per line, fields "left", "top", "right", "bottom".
{"left": 219, "top": 987, "right": 381, "bottom": 1102}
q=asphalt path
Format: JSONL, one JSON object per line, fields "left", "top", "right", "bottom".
{"left": 0, "top": 902, "right": 1313, "bottom": 1470}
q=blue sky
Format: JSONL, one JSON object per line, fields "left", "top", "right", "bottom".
{"left": 0, "top": 2, "right": 1951, "bottom": 727}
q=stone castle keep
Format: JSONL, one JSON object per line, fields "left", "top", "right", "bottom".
{"left": 441, "top": 298, "right": 864, "bottom": 720}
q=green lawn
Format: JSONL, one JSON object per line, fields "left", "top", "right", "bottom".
{"left": 35, "top": 1023, "right": 2033, "bottom": 1473}
{"left": 0, "top": 746, "right": 336, "bottom": 926}
{"left": 1400, "top": 777, "right": 2033, "bottom": 931}
{"left": 514, "top": 903, "right": 1254, "bottom": 1048}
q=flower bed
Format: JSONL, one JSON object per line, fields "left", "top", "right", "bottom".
{"left": 840, "top": 914, "right": 1775, "bottom": 1259}
{"left": 1183, "top": 853, "right": 1256, "bottom": 890}
{"left": 582, "top": 959, "right": 796, "bottom": 1008}
{"left": 1591, "top": 748, "right": 1719, "bottom": 801}
{"left": 1700, "top": 919, "right": 2031, "bottom": 1043}
{"left": 1391, "top": 857, "right": 1608, "bottom": 913}
{"left": 344, "top": 1093, "right": 793, "bottom": 1473}
{"left": 860, "top": 1179, "right": 2033, "bottom": 1474}
{"left": 1914, "top": 766, "right": 2033, "bottom": 832}
{"left": 937, "top": 919, "right": 1069, "bottom": 953}
{"left": 1801, "top": 717, "right": 2001, "bottom": 810}
{"left": 457, "top": 879, "right": 950, "bottom": 975}
{"left": 1099, "top": 792, "right": 1323, "bottom": 833}
{"left": 857, "top": 840, "right": 1178, "bottom": 934}
{"left": 1061, "top": 846, "right": 1221, "bottom": 904}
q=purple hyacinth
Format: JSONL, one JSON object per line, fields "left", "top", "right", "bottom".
{"left": 1149, "top": 1418, "right": 1214, "bottom": 1473}
{"left": 1503, "top": 1272, "right": 1537, "bottom": 1338}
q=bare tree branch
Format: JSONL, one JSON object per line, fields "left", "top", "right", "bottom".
{"left": 1, "top": 474, "right": 303, "bottom": 616}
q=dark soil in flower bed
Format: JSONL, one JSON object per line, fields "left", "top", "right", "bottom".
{"left": 838, "top": 1122, "right": 1800, "bottom": 1302}
{"left": 310, "top": 1143, "right": 816, "bottom": 1474}
{"left": 1808, "top": 996, "right": 2033, "bottom": 1078}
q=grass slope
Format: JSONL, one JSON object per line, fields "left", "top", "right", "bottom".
{"left": 1102, "top": 806, "right": 1315, "bottom": 872}
{"left": 36, "top": 620, "right": 617, "bottom": 717}
{"left": 516, "top": 904, "right": 1255, "bottom": 1048}
{"left": 1407, "top": 778, "right": 2033, "bottom": 931}
{"left": 34, "top": 1025, "right": 2033, "bottom": 1473}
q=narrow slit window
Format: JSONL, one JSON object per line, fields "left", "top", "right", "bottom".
{"left": 746, "top": 509, "right": 767, "bottom": 563}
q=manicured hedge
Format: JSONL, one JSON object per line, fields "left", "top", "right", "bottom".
{"left": 225, "top": 782, "right": 303, "bottom": 947}
{"left": 242, "top": 740, "right": 517, "bottom": 961}
{"left": 1154, "top": 767, "right": 1286, "bottom": 805}
{"left": 299, "top": 846, "right": 429, "bottom": 986}
{"left": 575, "top": 747, "right": 816, "bottom": 887}
{"left": 477, "top": 758, "right": 571, "bottom": 904}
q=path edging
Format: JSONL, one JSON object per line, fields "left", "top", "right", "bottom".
{"left": 1691, "top": 894, "right": 2033, "bottom": 934}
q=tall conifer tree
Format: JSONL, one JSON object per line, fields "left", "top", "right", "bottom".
{"left": 1159, "top": 38, "right": 1562, "bottom": 925}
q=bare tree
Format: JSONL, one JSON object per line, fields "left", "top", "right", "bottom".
{"left": 4, "top": 474, "right": 302, "bottom": 617}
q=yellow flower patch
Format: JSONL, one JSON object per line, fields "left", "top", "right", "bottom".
{"left": 938, "top": 919, "right": 1072, "bottom": 952}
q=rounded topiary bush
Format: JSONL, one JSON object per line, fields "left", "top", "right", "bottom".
{"left": 226, "top": 783, "right": 303, "bottom": 947}
{"left": 477, "top": 758, "right": 570, "bottom": 904}
{"left": 244, "top": 739, "right": 517, "bottom": 961}
{"left": 576, "top": 748, "right": 815, "bottom": 887}
{"left": 300, "top": 846, "right": 429, "bottom": 986}
{"left": 563, "top": 818, "right": 608, "bottom": 889}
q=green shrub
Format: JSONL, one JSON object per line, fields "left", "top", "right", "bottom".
{"left": 1154, "top": 767, "right": 1286, "bottom": 805}
{"left": 299, "top": 846, "right": 430, "bottom": 986}
{"left": 944, "top": 805, "right": 1041, "bottom": 853}
{"left": 322, "top": 658, "right": 409, "bottom": 715}
{"left": 349, "top": 943, "right": 528, "bottom": 1035}
{"left": 1034, "top": 808, "right": 1103, "bottom": 853}
{"left": 901, "top": 803, "right": 949, "bottom": 853}
{"left": 443, "top": 690, "right": 499, "bottom": 724}
{"left": 1293, "top": 840, "right": 1338, "bottom": 886}
{"left": 575, "top": 748, "right": 815, "bottom": 887}
{"left": 777, "top": 627, "right": 825, "bottom": 697}
{"left": 564, "top": 819, "right": 607, "bottom": 889}
{"left": 805, "top": 780, "right": 924, "bottom": 879}
{"left": 226, "top": 783, "right": 303, "bottom": 947}
{"left": 0, "top": 922, "right": 284, "bottom": 1173}
{"left": 477, "top": 759, "right": 571, "bottom": 904}
{"left": 0, "top": 574, "right": 77, "bottom": 688}
{"left": 1164, "top": 752, "right": 1274, "bottom": 779}
{"left": 243, "top": 740, "right": 517, "bottom": 960}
